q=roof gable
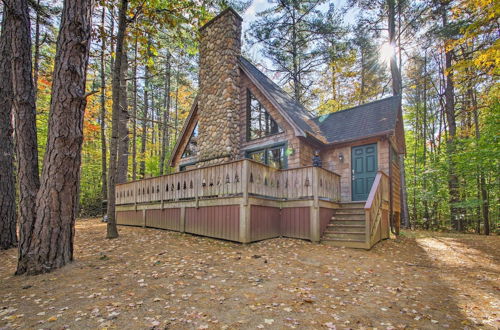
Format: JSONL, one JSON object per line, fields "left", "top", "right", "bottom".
{"left": 238, "top": 57, "right": 322, "bottom": 139}
{"left": 168, "top": 97, "right": 198, "bottom": 166}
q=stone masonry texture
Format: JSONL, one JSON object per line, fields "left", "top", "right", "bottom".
{"left": 197, "top": 9, "right": 242, "bottom": 167}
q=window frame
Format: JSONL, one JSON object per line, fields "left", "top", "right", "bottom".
{"left": 246, "top": 89, "right": 283, "bottom": 142}
{"left": 244, "top": 142, "right": 288, "bottom": 169}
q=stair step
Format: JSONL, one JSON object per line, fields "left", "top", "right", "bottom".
{"left": 330, "top": 220, "right": 365, "bottom": 225}
{"left": 332, "top": 214, "right": 365, "bottom": 220}
{"left": 321, "top": 237, "right": 365, "bottom": 243}
{"left": 327, "top": 224, "right": 365, "bottom": 228}
{"left": 324, "top": 231, "right": 365, "bottom": 239}
{"left": 335, "top": 210, "right": 365, "bottom": 215}
{"left": 325, "top": 231, "right": 365, "bottom": 235}
{"left": 327, "top": 225, "right": 365, "bottom": 233}
{"left": 340, "top": 202, "right": 365, "bottom": 208}
{"left": 328, "top": 223, "right": 365, "bottom": 226}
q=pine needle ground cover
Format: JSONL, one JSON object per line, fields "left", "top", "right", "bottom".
{"left": 1, "top": 219, "right": 499, "bottom": 329}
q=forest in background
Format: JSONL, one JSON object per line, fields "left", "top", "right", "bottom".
{"left": 1, "top": 0, "right": 498, "bottom": 238}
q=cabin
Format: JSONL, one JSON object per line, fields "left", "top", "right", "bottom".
{"left": 115, "top": 8, "right": 404, "bottom": 249}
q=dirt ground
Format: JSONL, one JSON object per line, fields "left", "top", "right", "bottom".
{"left": 1, "top": 219, "right": 499, "bottom": 329}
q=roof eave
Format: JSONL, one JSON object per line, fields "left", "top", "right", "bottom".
{"left": 304, "top": 131, "right": 328, "bottom": 145}
{"left": 324, "top": 130, "right": 395, "bottom": 146}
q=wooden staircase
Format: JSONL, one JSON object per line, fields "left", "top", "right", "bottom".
{"left": 322, "top": 202, "right": 368, "bottom": 249}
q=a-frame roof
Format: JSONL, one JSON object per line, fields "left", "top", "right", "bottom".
{"left": 239, "top": 57, "right": 401, "bottom": 145}
{"left": 169, "top": 57, "right": 401, "bottom": 166}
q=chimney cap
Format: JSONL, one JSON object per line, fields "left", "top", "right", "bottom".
{"left": 199, "top": 7, "right": 243, "bottom": 32}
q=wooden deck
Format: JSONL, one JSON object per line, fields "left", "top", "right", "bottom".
{"left": 115, "top": 159, "right": 390, "bottom": 248}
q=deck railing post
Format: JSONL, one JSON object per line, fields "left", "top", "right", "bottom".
{"left": 134, "top": 182, "right": 137, "bottom": 211}
{"left": 195, "top": 169, "right": 200, "bottom": 209}
{"left": 312, "top": 167, "right": 319, "bottom": 207}
{"left": 161, "top": 177, "right": 164, "bottom": 210}
{"left": 242, "top": 160, "right": 249, "bottom": 206}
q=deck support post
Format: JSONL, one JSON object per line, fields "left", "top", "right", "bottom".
{"left": 310, "top": 168, "right": 321, "bottom": 243}
{"left": 142, "top": 209, "right": 146, "bottom": 228}
{"left": 310, "top": 206, "right": 320, "bottom": 243}
{"left": 180, "top": 206, "right": 186, "bottom": 233}
{"left": 239, "top": 203, "right": 251, "bottom": 243}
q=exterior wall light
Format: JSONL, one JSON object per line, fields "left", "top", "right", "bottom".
{"left": 338, "top": 152, "right": 344, "bottom": 163}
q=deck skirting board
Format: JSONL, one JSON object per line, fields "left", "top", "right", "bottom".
{"left": 116, "top": 196, "right": 340, "bottom": 243}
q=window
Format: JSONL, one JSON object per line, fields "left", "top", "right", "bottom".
{"left": 246, "top": 144, "right": 287, "bottom": 169}
{"left": 267, "top": 146, "right": 285, "bottom": 169}
{"left": 248, "top": 150, "right": 265, "bottom": 163}
{"left": 247, "top": 91, "right": 283, "bottom": 140}
{"left": 182, "top": 123, "right": 198, "bottom": 158}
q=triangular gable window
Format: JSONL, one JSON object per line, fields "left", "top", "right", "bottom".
{"left": 247, "top": 90, "right": 283, "bottom": 141}
{"left": 182, "top": 122, "right": 198, "bottom": 158}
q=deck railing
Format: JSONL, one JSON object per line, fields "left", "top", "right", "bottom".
{"left": 364, "top": 171, "right": 390, "bottom": 247}
{"left": 115, "top": 159, "right": 341, "bottom": 206}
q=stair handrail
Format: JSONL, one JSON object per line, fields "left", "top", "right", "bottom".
{"left": 364, "top": 171, "right": 390, "bottom": 248}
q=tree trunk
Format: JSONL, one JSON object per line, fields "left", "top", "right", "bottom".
{"left": 106, "top": 0, "right": 128, "bottom": 239}
{"left": 16, "top": 0, "right": 93, "bottom": 275}
{"left": 422, "top": 53, "right": 430, "bottom": 225}
{"left": 359, "top": 48, "right": 365, "bottom": 105}
{"left": 174, "top": 68, "right": 180, "bottom": 141}
{"left": 471, "top": 88, "right": 489, "bottom": 235}
{"left": 33, "top": 0, "right": 41, "bottom": 96}
{"left": 159, "top": 53, "right": 171, "bottom": 175}
{"left": 7, "top": 0, "right": 40, "bottom": 273}
{"left": 441, "top": 3, "right": 461, "bottom": 231}
{"left": 387, "top": 0, "right": 402, "bottom": 95}
{"left": 139, "top": 37, "right": 150, "bottom": 178}
{"left": 99, "top": 5, "right": 107, "bottom": 214}
{"left": 116, "top": 47, "right": 129, "bottom": 184}
{"left": 388, "top": 0, "right": 408, "bottom": 228}
{"left": 0, "top": 8, "right": 17, "bottom": 250}
{"left": 131, "top": 34, "right": 138, "bottom": 181}
{"left": 291, "top": 8, "right": 300, "bottom": 102}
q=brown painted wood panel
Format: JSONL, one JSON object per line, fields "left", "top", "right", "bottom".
{"left": 381, "top": 209, "right": 390, "bottom": 239}
{"left": 116, "top": 210, "right": 142, "bottom": 226}
{"left": 250, "top": 205, "right": 280, "bottom": 241}
{"left": 319, "top": 208, "right": 333, "bottom": 237}
{"left": 391, "top": 161, "right": 401, "bottom": 212}
{"left": 145, "top": 209, "right": 181, "bottom": 231}
{"left": 185, "top": 205, "right": 240, "bottom": 241}
{"left": 280, "top": 207, "right": 310, "bottom": 239}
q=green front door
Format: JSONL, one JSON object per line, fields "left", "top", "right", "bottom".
{"left": 351, "top": 143, "right": 378, "bottom": 201}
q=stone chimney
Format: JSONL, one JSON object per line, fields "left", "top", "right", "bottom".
{"left": 197, "top": 8, "right": 242, "bottom": 166}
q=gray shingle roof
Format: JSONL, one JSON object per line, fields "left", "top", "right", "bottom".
{"left": 312, "top": 96, "right": 401, "bottom": 144}
{"left": 239, "top": 57, "right": 400, "bottom": 145}
{"left": 239, "top": 57, "right": 318, "bottom": 136}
